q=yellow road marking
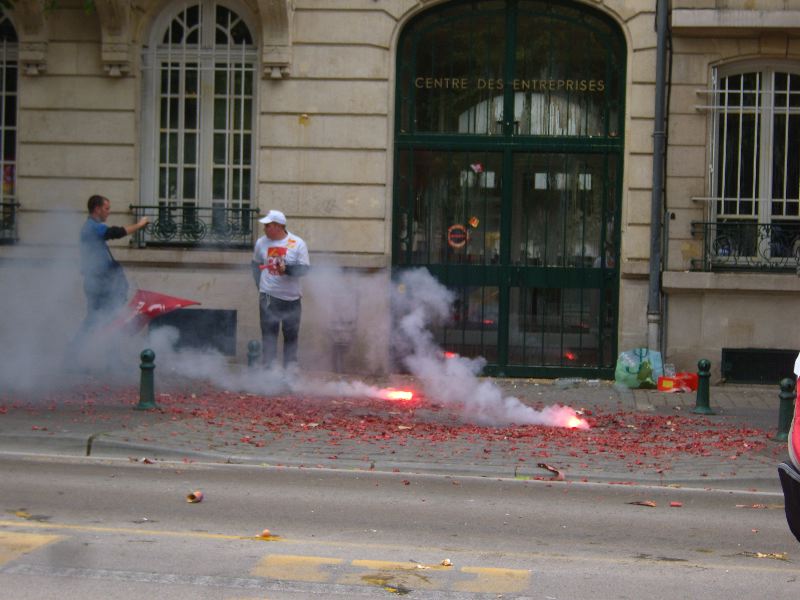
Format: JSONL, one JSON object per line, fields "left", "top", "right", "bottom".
{"left": 454, "top": 566, "right": 531, "bottom": 593}
{"left": 0, "top": 521, "right": 793, "bottom": 576}
{"left": 0, "top": 531, "right": 62, "bottom": 566}
{"left": 251, "top": 554, "right": 342, "bottom": 583}
{"left": 338, "top": 559, "right": 443, "bottom": 590}
{"left": 0, "top": 520, "right": 267, "bottom": 542}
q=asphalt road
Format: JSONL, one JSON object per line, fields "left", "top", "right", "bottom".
{"left": 0, "top": 454, "right": 797, "bottom": 599}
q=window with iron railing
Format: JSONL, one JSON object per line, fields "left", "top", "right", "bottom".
{"left": 139, "top": 1, "right": 257, "bottom": 248}
{"left": 694, "top": 64, "right": 800, "bottom": 271}
{"left": 0, "top": 11, "right": 17, "bottom": 244}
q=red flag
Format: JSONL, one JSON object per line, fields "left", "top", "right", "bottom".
{"left": 108, "top": 289, "right": 200, "bottom": 333}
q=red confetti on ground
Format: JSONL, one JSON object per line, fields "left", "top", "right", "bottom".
{"left": 0, "top": 382, "right": 771, "bottom": 472}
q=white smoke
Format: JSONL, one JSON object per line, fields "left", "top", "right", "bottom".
{"left": 0, "top": 210, "right": 142, "bottom": 394}
{"left": 146, "top": 265, "right": 585, "bottom": 429}
{"left": 0, "top": 240, "right": 585, "bottom": 429}
{"left": 391, "top": 268, "right": 587, "bottom": 428}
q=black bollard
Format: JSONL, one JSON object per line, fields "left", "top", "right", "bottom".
{"left": 692, "top": 358, "right": 715, "bottom": 415}
{"left": 247, "top": 340, "right": 261, "bottom": 368}
{"left": 777, "top": 378, "right": 796, "bottom": 442}
{"left": 134, "top": 349, "right": 159, "bottom": 411}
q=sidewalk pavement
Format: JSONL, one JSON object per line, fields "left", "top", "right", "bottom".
{"left": 0, "top": 372, "right": 791, "bottom": 493}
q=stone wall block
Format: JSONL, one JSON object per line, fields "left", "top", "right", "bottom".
{"left": 630, "top": 48, "right": 657, "bottom": 84}
{"left": 666, "top": 145, "right": 706, "bottom": 178}
{"left": 48, "top": 9, "right": 100, "bottom": 42}
{"left": 625, "top": 190, "right": 652, "bottom": 224}
{"left": 628, "top": 120, "right": 655, "bottom": 154}
{"left": 665, "top": 238, "right": 701, "bottom": 271}
{"left": 669, "top": 114, "right": 707, "bottom": 146}
{"left": 625, "top": 12, "right": 657, "bottom": 52}
{"left": 260, "top": 149, "right": 386, "bottom": 185}
{"left": 617, "top": 279, "right": 650, "bottom": 349}
{"left": 20, "top": 110, "right": 135, "bottom": 144}
{"left": 260, "top": 114, "right": 388, "bottom": 149}
{"left": 294, "top": 10, "right": 394, "bottom": 47}
{"left": 292, "top": 46, "right": 389, "bottom": 80}
{"left": 671, "top": 54, "right": 711, "bottom": 86}
{"left": 261, "top": 80, "right": 389, "bottom": 115}
{"left": 592, "top": 0, "right": 642, "bottom": 22}
{"left": 259, "top": 183, "right": 385, "bottom": 219}
{"left": 670, "top": 84, "right": 707, "bottom": 115}
{"left": 620, "top": 224, "right": 651, "bottom": 261}
{"left": 629, "top": 83, "right": 655, "bottom": 119}
{"left": 626, "top": 153, "right": 653, "bottom": 189}
{"left": 299, "top": 218, "right": 385, "bottom": 254}
{"left": 17, "top": 178, "right": 136, "bottom": 211}
{"left": 20, "top": 77, "right": 136, "bottom": 110}
{"left": 666, "top": 178, "right": 707, "bottom": 211}
{"left": 19, "top": 144, "right": 135, "bottom": 179}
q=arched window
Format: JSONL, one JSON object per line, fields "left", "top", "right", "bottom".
{"left": 140, "top": 1, "right": 256, "bottom": 245}
{"left": 0, "top": 11, "right": 17, "bottom": 243}
{"left": 707, "top": 63, "right": 800, "bottom": 267}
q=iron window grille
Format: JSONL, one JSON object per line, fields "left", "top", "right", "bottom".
{"left": 693, "top": 64, "right": 800, "bottom": 271}
{"left": 140, "top": 2, "right": 256, "bottom": 248}
{"left": 130, "top": 203, "right": 259, "bottom": 248}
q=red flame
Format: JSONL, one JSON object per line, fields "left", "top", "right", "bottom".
{"left": 377, "top": 388, "right": 414, "bottom": 401}
{"left": 443, "top": 351, "right": 458, "bottom": 359}
{"left": 566, "top": 415, "right": 590, "bottom": 430}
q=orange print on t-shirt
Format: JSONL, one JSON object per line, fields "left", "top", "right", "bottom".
{"left": 266, "top": 247, "right": 287, "bottom": 275}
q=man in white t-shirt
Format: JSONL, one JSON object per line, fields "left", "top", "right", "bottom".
{"left": 251, "top": 210, "right": 310, "bottom": 370}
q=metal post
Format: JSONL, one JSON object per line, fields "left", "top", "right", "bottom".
{"left": 646, "top": 0, "right": 670, "bottom": 351}
{"left": 692, "top": 358, "right": 714, "bottom": 415}
{"left": 134, "top": 349, "right": 159, "bottom": 411}
{"left": 777, "top": 378, "right": 795, "bottom": 442}
{"left": 247, "top": 340, "right": 261, "bottom": 368}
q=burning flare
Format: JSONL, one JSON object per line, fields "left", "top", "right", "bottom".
{"left": 377, "top": 388, "right": 414, "bottom": 401}
{"left": 565, "top": 414, "right": 590, "bottom": 430}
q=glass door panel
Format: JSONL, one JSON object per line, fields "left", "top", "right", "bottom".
{"left": 510, "top": 153, "right": 613, "bottom": 268}
{"left": 396, "top": 150, "right": 503, "bottom": 267}
{"left": 507, "top": 152, "right": 617, "bottom": 370}
{"left": 434, "top": 285, "right": 500, "bottom": 363}
{"left": 508, "top": 286, "right": 614, "bottom": 368}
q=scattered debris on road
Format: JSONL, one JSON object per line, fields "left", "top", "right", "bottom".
{"left": 186, "top": 490, "right": 203, "bottom": 503}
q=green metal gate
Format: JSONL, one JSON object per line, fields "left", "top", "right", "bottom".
{"left": 393, "top": 0, "right": 625, "bottom": 377}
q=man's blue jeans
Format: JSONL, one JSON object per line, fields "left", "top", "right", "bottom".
{"left": 259, "top": 293, "right": 302, "bottom": 368}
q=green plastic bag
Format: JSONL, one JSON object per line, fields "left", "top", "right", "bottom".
{"left": 615, "top": 348, "right": 663, "bottom": 389}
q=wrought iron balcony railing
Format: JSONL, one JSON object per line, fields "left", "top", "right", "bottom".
{"left": 691, "top": 220, "right": 800, "bottom": 272}
{"left": 130, "top": 204, "right": 261, "bottom": 249}
{"left": 0, "top": 200, "right": 19, "bottom": 244}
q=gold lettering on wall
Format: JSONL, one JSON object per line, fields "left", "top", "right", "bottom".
{"left": 414, "top": 77, "right": 605, "bottom": 92}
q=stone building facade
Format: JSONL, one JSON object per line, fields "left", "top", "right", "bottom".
{"left": 0, "top": 0, "right": 799, "bottom": 381}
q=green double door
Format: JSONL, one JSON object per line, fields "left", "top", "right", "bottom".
{"left": 392, "top": 0, "right": 626, "bottom": 377}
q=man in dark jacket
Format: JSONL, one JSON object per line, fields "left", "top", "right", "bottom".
{"left": 78, "top": 195, "right": 148, "bottom": 333}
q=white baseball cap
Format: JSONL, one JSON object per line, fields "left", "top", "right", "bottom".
{"left": 259, "top": 209, "right": 286, "bottom": 225}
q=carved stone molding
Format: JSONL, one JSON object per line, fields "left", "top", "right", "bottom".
{"left": 95, "top": 0, "right": 132, "bottom": 77}
{"left": 258, "top": 0, "right": 292, "bottom": 79}
{"left": 14, "top": 0, "right": 48, "bottom": 75}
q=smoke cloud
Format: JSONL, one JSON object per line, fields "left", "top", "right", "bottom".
{"left": 390, "top": 268, "right": 586, "bottom": 428}
{"left": 148, "top": 264, "right": 584, "bottom": 429}
{"left": 0, "top": 209, "right": 144, "bottom": 394}
{"left": 1, "top": 239, "right": 584, "bottom": 429}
